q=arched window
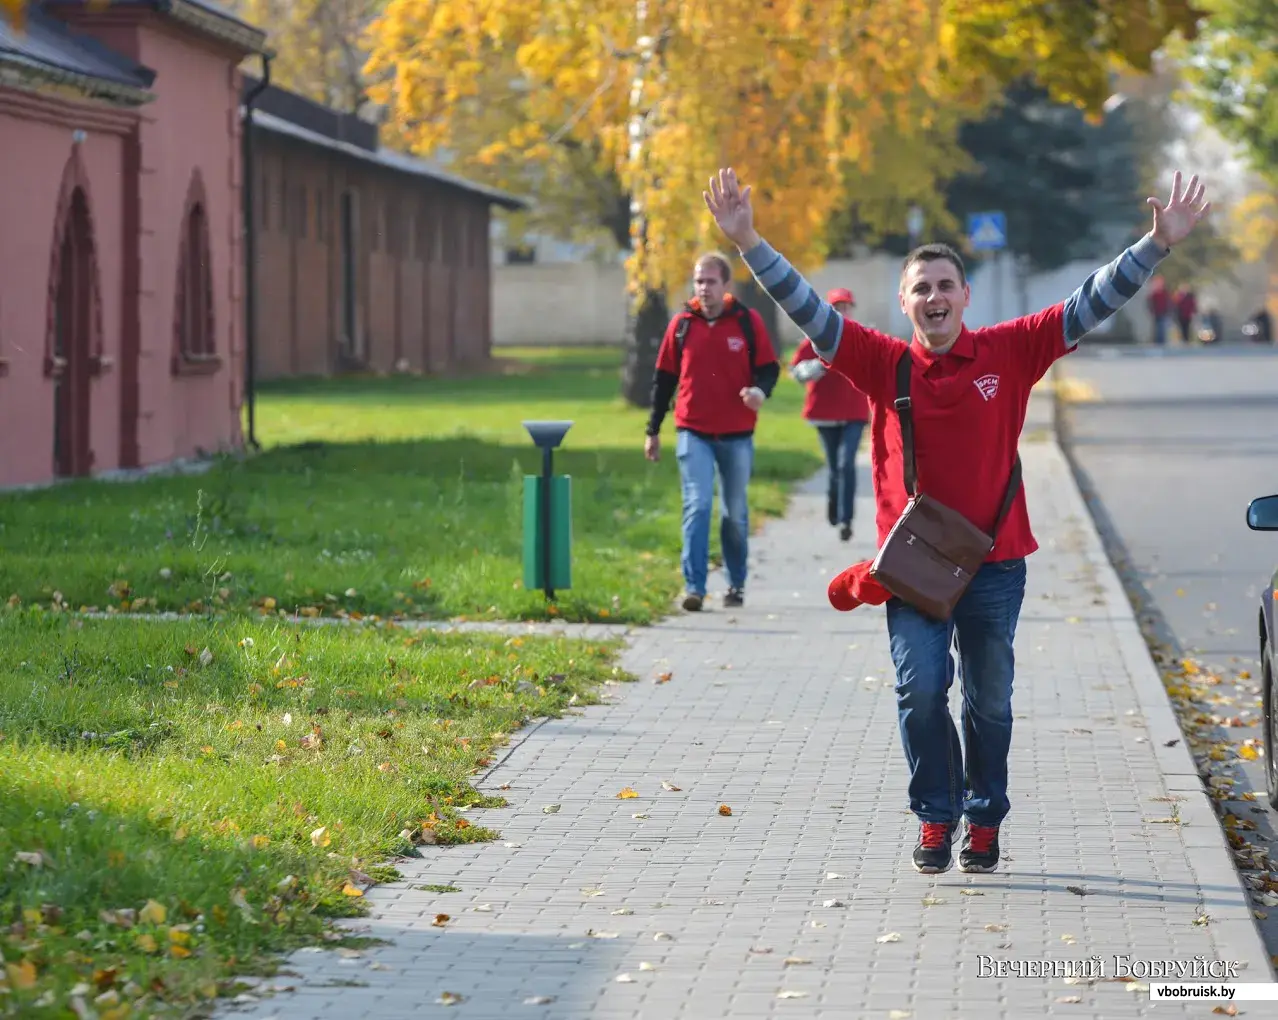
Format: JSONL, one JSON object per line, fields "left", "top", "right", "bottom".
{"left": 172, "top": 173, "right": 217, "bottom": 374}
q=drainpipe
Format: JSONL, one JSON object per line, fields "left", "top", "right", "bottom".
{"left": 242, "top": 53, "right": 271, "bottom": 451}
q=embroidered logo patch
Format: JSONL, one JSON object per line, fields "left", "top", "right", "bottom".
{"left": 974, "top": 373, "right": 1000, "bottom": 401}
{"left": 727, "top": 336, "right": 745, "bottom": 353}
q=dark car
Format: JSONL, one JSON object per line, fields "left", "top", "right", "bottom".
{"left": 1248, "top": 494, "right": 1278, "bottom": 806}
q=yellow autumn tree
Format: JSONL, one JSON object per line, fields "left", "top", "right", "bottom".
{"left": 365, "top": 0, "right": 1202, "bottom": 403}
{"left": 232, "top": 0, "right": 382, "bottom": 111}
{"left": 366, "top": 0, "right": 993, "bottom": 401}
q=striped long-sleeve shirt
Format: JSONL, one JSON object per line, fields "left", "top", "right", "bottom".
{"left": 741, "top": 233, "right": 1170, "bottom": 362}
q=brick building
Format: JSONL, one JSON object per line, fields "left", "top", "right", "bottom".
{"left": 0, "top": 0, "right": 526, "bottom": 489}
{"left": 245, "top": 81, "right": 527, "bottom": 380}
{"left": 0, "top": 0, "right": 265, "bottom": 489}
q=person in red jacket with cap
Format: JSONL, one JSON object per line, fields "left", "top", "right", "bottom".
{"left": 790, "top": 288, "right": 871, "bottom": 541}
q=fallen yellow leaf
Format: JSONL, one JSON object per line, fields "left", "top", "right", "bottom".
{"left": 135, "top": 933, "right": 158, "bottom": 954}
{"left": 616, "top": 787, "right": 639, "bottom": 799}
{"left": 718, "top": 804, "right": 733, "bottom": 816}
{"left": 5, "top": 960, "right": 37, "bottom": 990}
{"left": 138, "top": 899, "right": 167, "bottom": 925}
{"left": 1239, "top": 745, "right": 1260, "bottom": 761}
{"left": 311, "top": 826, "right": 330, "bottom": 848}
{"left": 341, "top": 883, "right": 364, "bottom": 897}
{"left": 169, "top": 944, "right": 191, "bottom": 959}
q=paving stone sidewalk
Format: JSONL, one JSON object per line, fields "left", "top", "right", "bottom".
{"left": 224, "top": 396, "right": 1271, "bottom": 1020}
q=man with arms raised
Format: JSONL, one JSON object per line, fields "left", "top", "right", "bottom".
{"left": 704, "top": 167, "right": 1210, "bottom": 874}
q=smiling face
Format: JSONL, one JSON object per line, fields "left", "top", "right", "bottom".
{"left": 899, "top": 249, "right": 970, "bottom": 352}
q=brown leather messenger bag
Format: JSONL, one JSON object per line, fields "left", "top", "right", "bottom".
{"left": 868, "top": 349, "right": 1022, "bottom": 621}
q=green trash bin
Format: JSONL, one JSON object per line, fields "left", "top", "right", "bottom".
{"left": 520, "top": 420, "right": 574, "bottom": 599}
{"left": 522, "top": 474, "right": 572, "bottom": 592}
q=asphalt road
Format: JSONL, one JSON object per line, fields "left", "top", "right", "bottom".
{"left": 1055, "top": 341, "right": 1278, "bottom": 954}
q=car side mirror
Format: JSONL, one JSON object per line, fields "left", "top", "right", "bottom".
{"left": 1246, "top": 495, "right": 1278, "bottom": 531}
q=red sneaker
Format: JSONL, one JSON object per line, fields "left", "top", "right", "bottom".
{"left": 959, "top": 823, "right": 1000, "bottom": 873}
{"left": 912, "top": 822, "right": 955, "bottom": 874}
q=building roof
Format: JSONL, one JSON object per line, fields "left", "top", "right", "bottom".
{"left": 0, "top": 5, "right": 155, "bottom": 103}
{"left": 250, "top": 107, "right": 530, "bottom": 212}
{"left": 38, "top": 0, "right": 268, "bottom": 56}
{"left": 156, "top": 0, "right": 267, "bottom": 54}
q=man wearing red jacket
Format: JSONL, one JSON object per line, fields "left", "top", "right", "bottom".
{"left": 704, "top": 165, "right": 1210, "bottom": 876}
{"left": 791, "top": 287, "right": 872, "bottom": 542}
{"left": 645, "top": 253, "right": 779, "bottom": 612}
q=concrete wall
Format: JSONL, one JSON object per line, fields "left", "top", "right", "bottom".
{"left": 494, "top": 262, "right": 629, "bottom": 347}
{"left": 494, "top": 249, "right": 1273, "bottom": 348}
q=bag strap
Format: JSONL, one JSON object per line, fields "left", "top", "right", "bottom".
{"left": 893, "top": 347, "right": 1022, "bottom": 538}
{"left": 894, "top": 350, "right": 919, "bottom": 497}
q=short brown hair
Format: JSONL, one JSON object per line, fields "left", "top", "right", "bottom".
{"left": 901, "top": 243, "right": 966, "bottom": 288}
{"left": 695, "top": 252, "right": 732, "bottom": 283}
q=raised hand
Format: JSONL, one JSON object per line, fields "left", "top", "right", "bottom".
{"left": 704, "top": 168, "right": 760, "bottom": 251}
{"left": 1148, "top": 171, "right": 1211, "bottom": 248}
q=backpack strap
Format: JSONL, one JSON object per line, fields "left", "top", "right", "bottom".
{"left": 736, "top": 303, "right": 757, "bottom": 368}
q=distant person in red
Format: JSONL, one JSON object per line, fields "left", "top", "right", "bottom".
{"left": 644, "top": 253, "right": 780, "bottom": 612}
{"left": 790, "top": 287, "right": 871, "bottom": 541}
{"left": 1147, "top": 275, "right": 1170, "bottom": 345}
{"left": 1173, "top": 286, "right": 1197, "bottom": 345}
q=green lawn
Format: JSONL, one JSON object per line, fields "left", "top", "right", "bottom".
{"left": 0, "top": 346, "right": 823, "bottom": 624}
{"left": 0, "top": 607, "right": 622, "bottom": 1015}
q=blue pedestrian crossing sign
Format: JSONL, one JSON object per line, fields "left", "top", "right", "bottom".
{"left": 967, "top": 211, "right": 1007, "bottom": 251}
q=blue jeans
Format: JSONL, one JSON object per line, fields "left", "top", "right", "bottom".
{"left": 675, "top": 429, "right": 752, "bottom": 596}
{"left": 886, "top": 558, "right": 1027, "bottom": 827}
{"left": 816, "top": 421, "right": 865, "bottom": 526}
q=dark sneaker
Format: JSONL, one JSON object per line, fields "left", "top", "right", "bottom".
{"left": 959, "top": 823, "right": 1000, "bottom": 873}
{"left": 839, "top": 523, "right": 852, "bottom": 542}
{"left": 723, "top": 588, "right": 744, "bottom": 608}
{"left": 682, "top": 593, "right": 704, "bottom": 612}
{"left": 912, "top": 822, "right": 956, "bottom": 874}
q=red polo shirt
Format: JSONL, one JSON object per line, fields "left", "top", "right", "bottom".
{"left": 656, "top": 296, "right": 777, "bottom": 435}
{"left": 791, "top": 337, "right": 870, "bottom": 422}
{"left": 825, "top": 303, "right": 1067, "bottom": 561}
